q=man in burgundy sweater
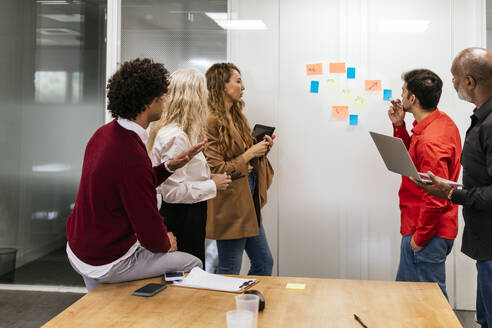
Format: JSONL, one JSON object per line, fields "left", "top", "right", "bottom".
{"left": 387, "top": 69, "right": 462, "bottom": 299}
{"left": 66, "top": 58, "right": 203, "bottom": 291}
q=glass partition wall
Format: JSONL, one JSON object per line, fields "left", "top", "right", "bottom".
{"left": 0, "top": 0, "right": 228, "bottom": 287}
{"left": 0, "top": 0, "right": 106, "bottom": 286}
{"left": 121, "top": 0, "right": 227, "bottom": 74}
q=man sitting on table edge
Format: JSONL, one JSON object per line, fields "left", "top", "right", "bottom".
{"left": 66, "top": 58, "right": 203, "bottom": 292}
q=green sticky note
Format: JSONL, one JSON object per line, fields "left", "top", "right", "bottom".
{"left": 340, "top": 89, "right": 353, "bottom": 100}
{"left": 354, "top": 95, "right": 366, "bottom": 108}
{"left": 326, "top": 77, "right": 339, "bottom": 90}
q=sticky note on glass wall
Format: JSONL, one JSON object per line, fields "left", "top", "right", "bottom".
{"left": 365, "top": 80, "right": 382, "bottom": 91}
{"left": 306, "top": 63, "right": 323, "bottom": 76}
{"left": 347, "top": 67, "right": 356, "bottom": 79}
{"left": 340, "top": 88, "right": 353, "bottom": 100}
{"left": 354, "top": 95, "right": 366, "bottom": 108}
{"left": 383, "top": 89, "right": 392, "bottom": 101}
{"left": 326, "top": 77, "right": 339, "bottom": 90}
{"left": 332, "top": 106, "right": 349, "bottom": 119}
{"left": 349, "top": 114, "right": 359, "bottom": 126}
{"left": 329, "top": 62, "right": 346, "bottom": 73}
{"left": 310, "top": 80, "right": 320, "bottom": 93}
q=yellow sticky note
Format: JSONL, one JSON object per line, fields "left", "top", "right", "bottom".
{"left": 326, "top": 77, "right": 339, "bottom": 90}
{"left": 329, "top": 62, "right": 346, "bottom": 73}
{"left": 354, "top": 95, "right": 366, "bottom": 108}
{"left": 332, "top": 106, "right": 349, "bottom": 119}
{"left": 306, "top": 63, "right": 323, "bottom": 76}
{"left": 286, "top": 283, "right": 306, "bottom": 290}
{"left": 340, "top": 88, "right": 353, "bottom": 100}
{"left": 365, "top": 80, "right": 382, "bottom": 91}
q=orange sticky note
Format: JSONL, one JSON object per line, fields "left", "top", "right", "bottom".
{"left": 365, "top": 80, "right": 382, "bottom": 91}
{"left": 306, "top": 63, "right": 323, "bottom": 76}
{"left": 329, "top": 62, "right": 346, "bottom": 73}
{"left": 332, "top": 106, "right": 349, "bottom": 119}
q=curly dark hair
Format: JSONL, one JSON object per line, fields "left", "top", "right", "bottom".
{"left": 107, "top": 58, "right": 169, "bottom": 120}
{"left": 402, "top": 69, "right": 442, "bottom": 111}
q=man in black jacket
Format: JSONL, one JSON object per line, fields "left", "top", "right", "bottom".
{"left": 412, "top": 47, "right": 492, "bottom": 328}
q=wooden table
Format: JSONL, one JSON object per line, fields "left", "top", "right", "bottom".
{"left": 43, "top": 276, "right": 462, "bottom": 327}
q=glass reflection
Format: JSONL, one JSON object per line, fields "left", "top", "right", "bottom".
{"left": 35, "top": 71, "right": 68, "bottom": 103}
{"left": 0, "top": 0, "right": 106, "bottom": 286}
{"left": 121, "top": 0, "right": 227, "bottom": 73}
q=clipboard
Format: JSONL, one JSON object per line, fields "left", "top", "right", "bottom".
{"left": 171, "top": 267, "right": 258, "bottom": 294}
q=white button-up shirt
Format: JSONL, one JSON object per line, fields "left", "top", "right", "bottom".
{"left": 149, "top": 123, "right": 216, "bottom": 204}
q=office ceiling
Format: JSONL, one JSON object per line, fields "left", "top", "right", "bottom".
{"left": 121, "top": 0, "right": 226, "bottom": 31}
{"left": 36, "top": 0, "right": 227, "bottom": 47}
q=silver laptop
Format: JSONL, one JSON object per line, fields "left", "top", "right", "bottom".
{"left": 369, "top": 131, "right": 462, "bottom": 187}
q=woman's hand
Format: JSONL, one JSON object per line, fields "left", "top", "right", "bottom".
{"left": 244, "top": 140, "right": 269, "bottom": 162}
{"left": 264, "top": 135, "right": 276, "bottom": 154}
{"left": 167, "top": 232, "right": 177, "bottom": 252}
{"left": 211, "top": 173, "right": 232, "bottom": 191}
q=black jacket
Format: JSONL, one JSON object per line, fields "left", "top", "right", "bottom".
{"left": 453, "top": 97, "right": 492, "bottom": 261}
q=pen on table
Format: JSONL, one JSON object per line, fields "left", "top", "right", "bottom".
{"left": 239, "top": 280, "right": 254, "bottom": 289}
{"left": 353, "top": 314, "right": 368, "bottom": 328}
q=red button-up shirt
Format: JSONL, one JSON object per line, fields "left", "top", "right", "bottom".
{"left": 393, "top": 109, "right": 462, "bottom": 247}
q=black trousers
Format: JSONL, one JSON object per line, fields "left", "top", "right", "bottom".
{"left": 159, "top": 200, "right": 207, "bottom": 266}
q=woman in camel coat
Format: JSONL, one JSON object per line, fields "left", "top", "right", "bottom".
{"left": 204, "top": 63, "right": 275, "bottom": 275}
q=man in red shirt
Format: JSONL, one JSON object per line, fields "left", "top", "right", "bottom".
{"left": 388, "top": 69, "right": 462, "bottom": 299}
{"left": 66, "top": 58, "right": 204, "bottom": 291}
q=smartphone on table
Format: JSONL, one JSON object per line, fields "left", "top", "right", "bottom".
{"left": 164, "top": 271, "right": 185, "bottom": 282}
{"left": 133, "top": 283, "right": 167, "bottom": 297}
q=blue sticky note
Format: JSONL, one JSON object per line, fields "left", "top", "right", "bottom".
{"left": 349, "top": 114, "right": 359, "bottom": 126}
{"left": 383, "top": 89, "right": 392, "bottom": 101}
{"left": 347, "top": 67, "right": 356, "bottom": 79}
{"left": 310, "top": 80, "right": 319, "bottom": 93}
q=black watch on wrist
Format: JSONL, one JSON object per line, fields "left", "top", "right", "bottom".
{"left": 166, "top": 160, "right": 176, "bottom": 172}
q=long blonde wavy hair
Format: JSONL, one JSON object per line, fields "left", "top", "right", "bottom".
{"left": 205, "top": 63, "right": 254, "bottom": 154}
{"left": 147, "top": 69, "right": 208, "bottom": 151}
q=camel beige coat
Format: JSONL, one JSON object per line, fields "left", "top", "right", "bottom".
{"left": 204, "top": 114, "right": 274, "bottom": 240}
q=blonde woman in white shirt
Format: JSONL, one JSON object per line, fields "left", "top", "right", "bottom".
{"left": 148, "top": 69, "right": 231, "bottom": 266}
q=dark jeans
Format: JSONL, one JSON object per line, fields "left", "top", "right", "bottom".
{"left": 216, "top": 171, "right": 273, "bottom": 276}
{"left": 396, "top": 234, "right": 454, "bottom": 299}
{"left": 160, "top": 200, "right": 207, "bottom": 266}
{"left": 477, "top": 260, "right": 492, "bottom": 328}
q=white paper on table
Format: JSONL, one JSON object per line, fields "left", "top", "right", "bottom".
{"left": 172, "top": 267, "right": 256, "bottom": 293}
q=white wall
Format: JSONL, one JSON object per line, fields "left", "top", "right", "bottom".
{"left": 229, "top": 0, "right": 484, "bottom": 310}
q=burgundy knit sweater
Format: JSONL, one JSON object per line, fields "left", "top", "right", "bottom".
{"left": 67, "top": 120, "right": 171, "bottom": 266}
